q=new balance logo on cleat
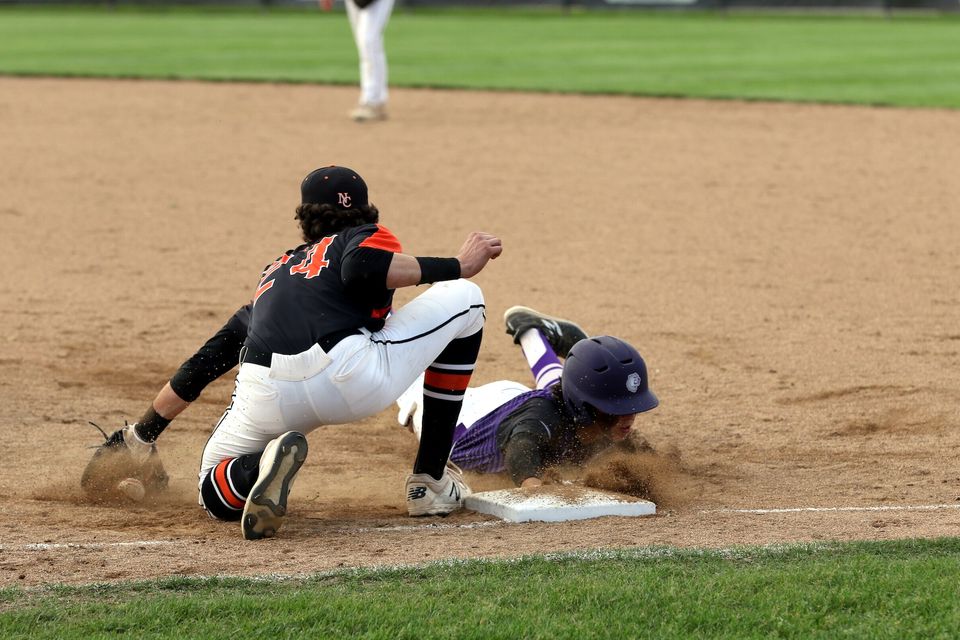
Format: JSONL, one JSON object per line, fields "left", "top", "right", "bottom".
{"left": 405, "top": 466, "right": 470, "bottom": 517}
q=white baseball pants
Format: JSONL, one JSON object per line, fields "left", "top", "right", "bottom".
{"left": 346, "top": 0, "right": 395, "bottom": 106}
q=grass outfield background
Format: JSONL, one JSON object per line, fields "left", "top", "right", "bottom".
{"left": 3, "top": 539, "right": 960, "bottom": 638}
{"left": 0, "top": 6, "right": 958, "bottom": 107}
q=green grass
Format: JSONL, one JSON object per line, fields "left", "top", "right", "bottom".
{"left": 3, "top": 539, "right": 960, "bottom": 638}
{"left": 0, "top": 6, "right": 959, "bottom": 107}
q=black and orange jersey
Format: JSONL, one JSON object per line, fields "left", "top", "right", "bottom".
{"left": 245, "top": 223, "right": 402, "bottom": 355}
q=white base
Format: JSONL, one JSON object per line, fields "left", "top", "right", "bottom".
{"left": 464, "top": 486, "right": 656, "bottom": 523}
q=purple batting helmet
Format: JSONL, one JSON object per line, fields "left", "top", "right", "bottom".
{"left": 561, "top": 336, "right": 659, "bottom": 422}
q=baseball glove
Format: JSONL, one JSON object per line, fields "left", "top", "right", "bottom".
{"left": 81, "top": 422, "right": 169, "bottom": 502}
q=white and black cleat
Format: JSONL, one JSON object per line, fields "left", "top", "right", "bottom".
{"left": 241, "top": 431, "right": 308, "bottom": 541}
{"left": 405, "top": 463, "right": 472, "bottom": 517}
{"left": 503, "top": 305, "right": 588, "bottom": 358}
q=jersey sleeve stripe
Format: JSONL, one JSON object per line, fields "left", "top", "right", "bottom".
{"left": 252, "top": 280, "right": 274, "bottom": 305}
{"left": 358, "top": 225, "right": 403, "bottom": 253}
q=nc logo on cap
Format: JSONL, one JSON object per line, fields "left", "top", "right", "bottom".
{"left": 338, "top": 192, "right": 352, "bottom": 207}
{"left": 626, "top": 372, "right": 642, "bottom": 393}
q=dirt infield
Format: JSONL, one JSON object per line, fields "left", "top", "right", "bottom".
{"left": 1, "top": 77, "right": 959, "bottom": 586}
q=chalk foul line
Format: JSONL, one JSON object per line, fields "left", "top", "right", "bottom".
{"left": 2, "top": 540, "right": 178, "bottom": 552}
{"left": 7, "top": 503, "right": 960, "bottom": 551}
{"left": 334, "top": 520, "right": 506, "bottom": 534}
{"left": 0, "top": 523, "right": 507, "bottom": 552}
{"left": 701, "top": 503, "right": 960, "bottom": 515}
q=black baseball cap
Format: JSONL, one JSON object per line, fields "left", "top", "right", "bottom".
{"left": 300, "top": 166, "right": 368, "bottom": 209}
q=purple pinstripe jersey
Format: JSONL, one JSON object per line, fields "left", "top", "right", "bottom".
{"left": 449, "top": 388, "right": 559, "bottom": 473}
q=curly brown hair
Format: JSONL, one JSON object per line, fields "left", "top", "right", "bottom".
{"left": 295, "top": 203, "right": 380, "bottom": 243}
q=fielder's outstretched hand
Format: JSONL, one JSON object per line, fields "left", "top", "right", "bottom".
{"left": 81, "top": 423, "right": 169, "bottom": 503}
{"left": 457, "top": 232, "right": 503, "bottom": 278}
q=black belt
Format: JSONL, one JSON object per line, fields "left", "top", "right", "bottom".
{"left": 241, "top": 328, "right": 362, "bottom": 367}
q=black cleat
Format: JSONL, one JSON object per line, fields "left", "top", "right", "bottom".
{"left": 503, "top": 306, "right": 588, "bottom": 358}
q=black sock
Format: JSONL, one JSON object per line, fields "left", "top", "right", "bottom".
{"left": 133, "top": 407, "right": 171, "bottom": 443}
{"left": 413, "top": 330, "right": 482, "bottom": 480}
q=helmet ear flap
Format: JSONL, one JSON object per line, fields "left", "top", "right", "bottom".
{"left": 556, "top": 381, "right": 593, "bottom": 426}
{"left": 567, "top": 401, "right": 595, "bottom": 426}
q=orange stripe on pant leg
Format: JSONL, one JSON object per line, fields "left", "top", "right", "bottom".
{"left": 425, "top": 370, "right": 472, "bottom": 392}
{"left": 214, "top": 459, "right": 245, "bottom": 509}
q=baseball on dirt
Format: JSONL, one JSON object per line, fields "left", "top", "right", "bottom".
{"left": 117, "top": 477, "right": 146, "bottom": 502}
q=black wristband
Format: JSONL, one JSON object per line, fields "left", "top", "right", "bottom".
{"left": 135, "top": 407, "right": 172, "bottom": 443}
{"left": 416, "top": 257, "right": 461, "bottom": 284}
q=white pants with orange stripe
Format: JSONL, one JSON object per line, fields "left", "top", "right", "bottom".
{"left": 198, "top": 279, "right": 486, "bottom": 488}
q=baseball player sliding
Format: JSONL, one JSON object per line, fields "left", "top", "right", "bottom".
{"left": 398, "top": 308, "right": 659, "bottom": 488}
{"left": 83, "top": 166, "right": 501, "bottom": 540}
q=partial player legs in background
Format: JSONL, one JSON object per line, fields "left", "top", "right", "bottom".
{"left": 345, "top": 0, "right": 395, "bottom": 121}
{"left": 349, "top": 103, "right": 387, "bottom": 123}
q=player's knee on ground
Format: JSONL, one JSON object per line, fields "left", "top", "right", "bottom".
{"left": 199, "top": 454, "right": 260, "bottom": 521}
